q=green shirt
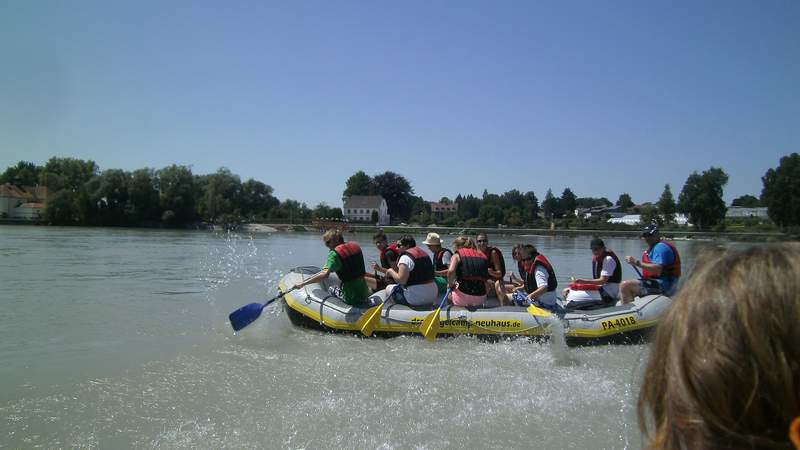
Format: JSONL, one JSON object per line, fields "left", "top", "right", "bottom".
{"left": 323, "top": 250, "right": 370, "bottom": 306}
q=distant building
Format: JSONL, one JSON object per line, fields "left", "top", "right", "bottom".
{"left": 726, "top": 207, "right": 768, "bottom": 219}
{"left": 430, "top": 202, "right": 458, "bottom": 219}
{"left": 607, "top": 213, "right": 691, "bottom": 226}
{"left": 607, "top": 214, "right": 642, "bottom": 225}
{"left": 0, "top": 184, "right": 48, "bottom": 220}
{"left": 342, "top": 195, "right": 390, "bottom": 225}
{"left": 576, "top": 205, "right": 626, "bottom": 219}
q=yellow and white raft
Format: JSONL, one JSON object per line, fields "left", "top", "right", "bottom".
{"left": 280, "top": 266, "right": 671, "bottom": 346}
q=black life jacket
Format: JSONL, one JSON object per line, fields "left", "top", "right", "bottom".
{"left": 380, "top": 244, "right": 399, "bottom": 269}
{"left": 333, "top": 242, "right": 366, "bottom": 282}
{"left": 455, "top": 248, "right": 489, "bottom": 296}
{"left": 642, "top": 240, "right": 682, "bottom": 279}
{"left": 524, "top": 253, "right": 557, "bottom": 293}
{"left": 484, "top": 246, "right": 506, "bottom": 281}
{"left": 592, "top": 250, "right": 622, "bottom": 283}
{"left": 433, "top": 248, "right": 453, "bottom": 271}
{"left": 401, "top": 246, "right": 434, "bottom": 286}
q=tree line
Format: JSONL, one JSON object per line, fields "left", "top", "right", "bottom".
{"left": 0, "top": 158, "right": 337, "bottom": 227}
{"left": 343, "top": 153, "right": 800, "bottom": 231}
{"left": 4, "top": 153, "right": 798, "bottom": 230}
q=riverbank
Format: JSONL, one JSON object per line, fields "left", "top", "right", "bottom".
{"left": 2, "top": 221, "right": 789, "bottom": 241}
{"left": 241, "top": 222, "right": 787, "bottom": 242}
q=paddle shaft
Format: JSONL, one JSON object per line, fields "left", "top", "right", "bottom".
{"left": 631, "top": 263, "right": 644, "bottom": 279}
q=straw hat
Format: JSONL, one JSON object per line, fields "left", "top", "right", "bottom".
{"left": 422, "top": 232, "right": 442, "bottom": 246}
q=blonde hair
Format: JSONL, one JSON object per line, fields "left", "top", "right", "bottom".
{"left": 638, "top": 244, "right": 800, "bottom": 449}
{"left": 452, "top": 235, "right": 476, "bottom": 250}
{"left": 322, "top": 229, "right": 344, "bottom": 245}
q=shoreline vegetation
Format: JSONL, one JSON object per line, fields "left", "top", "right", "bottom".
{"left": 1, "top": 220, "right": 787, "bottom": 242}
{"left": 1, "top": 154, "right": 799, "bottom": 242}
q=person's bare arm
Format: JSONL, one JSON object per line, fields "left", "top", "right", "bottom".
{"left": 292, "top": 269, "right": 331, "bottom": 290}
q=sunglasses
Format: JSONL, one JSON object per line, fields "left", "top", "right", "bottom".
{"left": 476, "top": 239, "right": 488, "bottom": 243}
{"left": 590, "top": 247, "right": 602, "bottom": 251}
{"left": 521, "top": 257, "right": 532, "bottom": 261}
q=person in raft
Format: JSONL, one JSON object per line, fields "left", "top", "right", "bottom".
{"left": 620, "top": 224, "right": 681, "bottom": 303}
{"left": 365, "top": 230, "right": 399, "bottom": 292}
{"left": 446, "top": 235, "right": 490, "bottom": 307}
{"left": 498, "top": 244, "right": 527, "bottom": 295}
{"left": 383, "top": 235, "right": 438, "bottom": 306}
{"left": 422, "top": 232, "right": 451, "bottom": 295}
{"left": 291, "top": 229, "right": 370, "bottom": 306}
{"left": 637, "top": 244, "right": 800, "bottom": 450}
{"left": 503, "top": 245, "right": 558, "bottom": 309}
{"left": 475, "top": 233, "right": 507, "bottom": 301}
{"left": 562, "top": 238, "right": 621, "bottom": 308}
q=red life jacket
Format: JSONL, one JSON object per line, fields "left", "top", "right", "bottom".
{"left": 400, "top": 246, "right": 435, "bottom": 286}
{"left": 642, "top": 241, "right": 681, "bottom": 279}
{"left": 524, "top": 253, "right": 557, "bottom": 293}
{"left": 455, "top": 248, "right": 489, "bottom": 296}
{"left": 592, "top": 250, "right": 622, "bottom": 283}
{"left": 333, "top": 242, "right": 366, "bottom": 282}
{"left": 484, "top": 246, "right": 506, "bottom": 281}
{"left": 380, "top": 244, "right": 399, "bottom": 269}
{"left": 433, "top": 248, "right": 453, "bottom": 272}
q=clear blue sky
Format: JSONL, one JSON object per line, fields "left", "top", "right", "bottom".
{"left": 1, "top": 0, "right": 798, "bottom": 207}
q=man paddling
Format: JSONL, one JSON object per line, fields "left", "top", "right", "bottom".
{"left": 619, "top": 224, "right": 681, "bottom": 303}
{"left": 292, "top": 229, "right": 370, "bottom": 306}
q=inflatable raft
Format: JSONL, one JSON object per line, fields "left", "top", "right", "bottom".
{"left": 279, "top": 266, "right": 671, "bottom": 346}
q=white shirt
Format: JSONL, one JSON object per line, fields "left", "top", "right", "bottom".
{"left": 534, "top": 266, "right": 557, "bottom": 306}
{"left": 398, "top": 254, "right": 415, "bottom": 271}
{"left": 440, "top": 251, "right": 452, "bottom": 268}
{"left": 599, "top": 255, "right": 620, "bottom": 298}
{"left": 396, "top": 253, "right": 436, "bottom": 305}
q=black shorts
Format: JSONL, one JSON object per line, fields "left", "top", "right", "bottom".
{"left": 639, "top": 279, "right": 664, "bottom": 296}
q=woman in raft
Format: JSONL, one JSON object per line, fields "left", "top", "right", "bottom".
{"left": 446, "top": 235, "right": 490, "bottom": 307}
{"left": 562, "top": 238, "right": 621, "bottom": 309}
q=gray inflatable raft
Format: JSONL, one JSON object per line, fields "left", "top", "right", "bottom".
{"left": 280, "top": 266, "right": 671, "bottom": 346}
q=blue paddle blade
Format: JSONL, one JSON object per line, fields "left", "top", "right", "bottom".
{"left": 229, "top": 302, "right": 266, "bottom": 332}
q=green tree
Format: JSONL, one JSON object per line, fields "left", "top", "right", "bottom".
{"left": 156, "top": 165, "right": 196, "bottom": 227}
{"left": 731, "top": 194, "right": 761, "bottom": 208}
{"left": 761, "top": 153, "right": 800, "bottom": 226}
{"left": 43, "top": 190, "right": 80, "bottom": 225}
{"left": 39, "top": 157, "right": 98, "bottom": 192}
{"left": 478, "top": 204, "right": 504, "bottom": 226}
{"left": 657, "top": 184, "right": 676, "bottom": 224}
{"left": 457, "top": 194, "right": 481, "bottom": 220}
{"left": 524, "top": 191, "right": 540, "bottom": 221}
{"left": 678, "top": 167, "right": 729, "bottom": 230}
{"left": 640, "top": 205, "right": 663, "bottom": 228}
{"left": 313, "top": 202, "right": 343, "bottom": 219}
{"left": 372, "top": 171, "right": 414, "bottom": 221}
{"left": 198, "top": 168, "right": 242, "bottom": 223}
{"left": 271, "top": 199, "right": 311, "bottom": 223}
{"left": 616, "top": 193, "right": 634, "bottom": 210}
{"left": 560, "top": 188, "right": 577, "bottom": 217}
{"left": 87, "top": 169, "right": 131, "bottom": 226}
{"left": 240, "top": 179, "right": 278, "bottom": 220}
{"left": 128, "top": 168, "right": 160, "bottom": 224}
{"left": 542, "top": 189, "right": 560, "bottom": 219}
{"left": 343, "top": 171, "right": 373, "bottom": 197}
{"left": 0, "top": 161, "right": 42, "bottom": 185}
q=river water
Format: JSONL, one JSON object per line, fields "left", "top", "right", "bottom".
{"left": 0, "top": 226, "right": 715, "bottom": 449}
